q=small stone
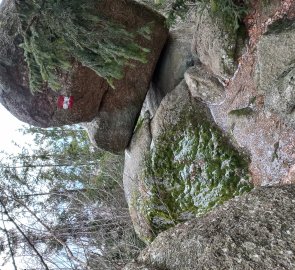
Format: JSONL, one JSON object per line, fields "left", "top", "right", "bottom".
{"left": 184, "top": 66, "right": 226, "bottom": 105}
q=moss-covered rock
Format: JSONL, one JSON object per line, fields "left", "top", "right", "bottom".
{"left": 124, "top": 79, "right": 252, "bottom": 242}
{"left": 142, "top": 112, "right": 252, "bottom": 235}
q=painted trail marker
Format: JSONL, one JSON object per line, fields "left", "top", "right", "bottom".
{"left": 57, "top": 96, "right": 74, "bottom": 109}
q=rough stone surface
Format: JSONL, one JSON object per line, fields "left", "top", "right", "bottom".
{"left": 200, "top": 3, "right": 295, "bottom": 186}
{"left": 152, "top": 25, "right": 196, "bottom": 98}
{"left": 141, "top": 17, "right": 196, "bottom": 118}
{"left": 150, "top": 79, "right": 213, "bottom": 142}
{"left": 123, "top": 81, "right": 194, "bottom": 242}
{"left": 151, "top": 80, "right": 197, "bottom": 140}
{"left": 123, "top": 112, "right": 154, "bottom": 242}
{"left": 124, "top": 262, "right": 160, "bottom": 270}
{"left": 192, "top": 8, "right": 238, "bottom": 79}
{"left": 123, "top": 3, "right": 295, "bottom": 266}
{"left": 124, "top": 185, "right": 295, "bottom": 270}
{"left": 0, "top": 0, "right": 168, "bottom": 153}
{"left": 140, "top": 84, "right": 162, "bottom": 119}
{"left": 255, "top": 18, "right": 295, "bottom": 128}
{"left": 184, "top": 65, "right": 226, "bottom": 105}
{"left": 123, "top": 80, "right": 215, "bottom": 241}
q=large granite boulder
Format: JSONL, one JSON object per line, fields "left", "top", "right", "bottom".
{"left": 123, "top": 80, "right": 199, "bottom": 243}
{"left": 255, "top": 18, "right": 295, "bottom": 128}
{"left": 124, "top": 185, "right": 295, "bottom": 270}
{"left": 123, "top": 77, "right": 252, "bottom": 242}
{"left": 0, "top": 0, "right": 168, "bottom": 152}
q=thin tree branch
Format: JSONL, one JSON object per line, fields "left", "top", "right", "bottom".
{"left": 0, "top": 199, "right": 50, "bottom": 270}
{"left": 10, "top": 196, "right": 91, "bottom": 270}
{"left": 0, "top": 208, "right": 18, "bottom": 270}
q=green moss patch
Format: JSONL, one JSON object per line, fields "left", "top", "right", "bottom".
{"left": 141, "top": 116, "right": 252, "bottom": 236}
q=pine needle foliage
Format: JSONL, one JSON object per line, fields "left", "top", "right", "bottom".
{"left": 205, "top": 0, "right": 249, "bottom": 30}
{"left": 166, "top": 0, "right": 249, "bottom": 29}
{"left": 142, "top": 0, "right": 249, "bottom": 29}
{"left": 15, "top": 0, "right": 151, "bottom": 93}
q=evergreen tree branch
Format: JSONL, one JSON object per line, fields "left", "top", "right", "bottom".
{"left": 14, "top": 0, "right": 150, "bottom": 92}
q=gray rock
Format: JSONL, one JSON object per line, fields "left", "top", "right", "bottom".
{"left": 124, "top": 262, "right": 160, "bottom": 270}
{"left": 151, "top": 80, "right": 197, "bottom": 140}
{"left": 140, "top": 84, "right": 163, "bottom": 119}
{"left": 255, "top": 18, "right": 295, "bottom": 128}
{"left": 192, "top": 8, "right": 238, "bottom": 79}
{"left": 152, "top": 26, "right": 196, "bottom": 99}
{"left": 150, "top": 78, "right": 214, "bottom": 141}
{"left": 125, "top": 82, "right": 192, "bottom": 243}
{"left": 141, "top": 21, "right": 196, "bottom": 119}
{"left": 124, "top": 185, "right": 295, "bottom": 270}
{"left": 123, "top": 111, "right": 154, "bottom": 242}
{"left": 184, "top": 65, "right": 226, "bottom": 105}
{"left": 123, "top": 80, "right": 212, "bottom": 242}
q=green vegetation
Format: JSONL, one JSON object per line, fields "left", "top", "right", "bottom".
{"left": 272, "top": 141, "right": 280, "bottom": 162}
{"left": 205, "top": 0, "right": 249, "bottom": 30}
{"left": 0, "top": 125, "right": 145, "bottom": 269}
{"left": 229, "top": 107, "right": 254, "bottom": 116}
{"left": 229, "top": 96, "right": 256, "bottom": 116}
{"left": 140, "top": 0, "right": 249, "bottom": 29}
{"left": 141, "top": 116, "right": 253, "bottom": 236}
{"left": 12, "top": 0, "right": 249, "bottom": 93}
{"left": 15, "top": 0, "right": 151, "bottom": 92}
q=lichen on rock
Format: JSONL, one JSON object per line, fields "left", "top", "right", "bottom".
{"left": 141, "top": 111, "right": 252, "bottom": 236}
{"left": 124, "top": 78, "right": 252, "bottom": 242}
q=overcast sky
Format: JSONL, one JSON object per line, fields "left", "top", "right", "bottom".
{"left": 0, "top": 104, "right": 29, "bottom": 154}
{"left": 0, "top": 0, "right": 27, "bottom": 266}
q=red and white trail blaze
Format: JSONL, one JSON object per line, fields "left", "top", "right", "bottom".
{"left": 57, "top": 96, "right": 74, "bottom": 109}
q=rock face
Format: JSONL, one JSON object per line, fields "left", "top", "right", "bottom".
{"left": 255, "top": 18, "right": 295, "bottom": 128}
{"left": 124, "top": 185, "right": 295, "bottom": 270}
{"left": 192, "top": 8, "right": 238, "bottom": 79}
{"left": 123, "top": 81, "right": 201, "bottom": 242}
{"left": 152, "top": 25, "right": 196, "bottom": 99}
{"left": 123, "top": 112, "right": 154, "bottom": 242}
{"left": 0, "top": 0, "right": 168, "bottom": 152}
{"left": 141, "top": 16, "right": 196, "bottom": 118}
{"left": 122, "top": 3, "right": 295, "bottom": 269}
{"left": 123, "top": 80, "right": 211, "bottom": 240}
{"left": 123, "top": 77, "right": 252, "bottom": 242}
{"left": 122, "top": 7, "right": 256, "bottom": 242}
